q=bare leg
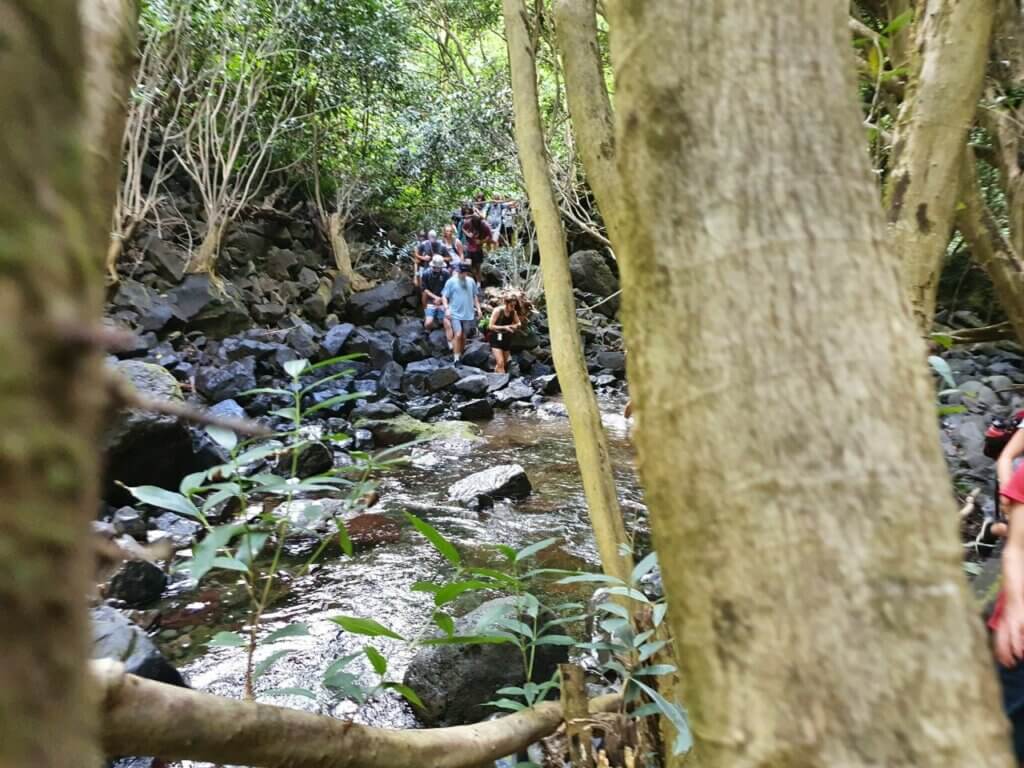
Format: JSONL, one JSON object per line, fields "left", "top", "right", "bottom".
{"left": 453, "top": 330, "right": 465, "bottom": 360}
{"left": 492, "top": 347, "right": 505, "bottom": 374}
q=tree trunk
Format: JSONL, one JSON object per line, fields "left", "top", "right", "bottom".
{"left": 0, "top": 1, "right": 131, "bottom": 765}
{"left": 503, "top": 0, "right": 633, "bottom": 585}
{"left": 189, "top": 219, "right": 224, "bottom": 274}
{"left": 552, "top": 0, "right": 622, "bottom": 238}
{"left": 884, "top": 0, "right": 994, "bottom": 329}
{"left": 328, "top": 212, "right": 372, "bottom": 292}
{"left": 96, "top": 663, "right": 620, "bottom": 768}
{"left": 957, "top": 147, "right": 1024, "bottom": 345}
{"left": 607, "top": 1, "right": 1011, "bottom": 766}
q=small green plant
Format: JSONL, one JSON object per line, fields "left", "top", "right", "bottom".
{"left": 125, "top": 354, "right": 404, "bottom": 698}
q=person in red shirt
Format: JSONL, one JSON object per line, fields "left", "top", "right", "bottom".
{"left": 462, "top": 213, "right": 492, "bottom": 283}
{"left": 991, "top": 426, "right": 1024, "bottom": 763}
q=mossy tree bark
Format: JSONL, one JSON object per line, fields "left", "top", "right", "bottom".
{"left": 503, "top": 0, "right": 633, "bottom": 584}
{"left": 0, "top": 0, "right": 134, "bottom": 765}
{"left": 884, "top": 0, "right": 994, "bottom": 329}
{"left": 607, "top": 1, "right": 1012, "bottom": 765}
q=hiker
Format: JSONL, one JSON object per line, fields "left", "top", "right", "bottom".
{"left": 455, "top": 203, "right": 472, "bottom": 246}
{"left": 415, "top": 230, "right": 445, "bottom": 294}
{"left": 990, "top": 426, "right": 1024, "bottom": 764}
{"left": 420, "top": 255, "right": 451, "bottom": 334}
{"left": 462, "top": 213, "right": 492, "bottom": 283}
{"left": 442, "top": 262, "right": 481, "bottom": 364}
{"left": 441, "top": 223, "right": 464, "bottom": 268}
{"left": 486, "top": 197, "right": 504, "bottom": 247}
{"left": 488, "top": 294, "right": 521, "bottom": 374}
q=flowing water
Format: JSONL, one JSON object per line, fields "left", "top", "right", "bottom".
{"left": 151, "top": 395, "right": 644, "bottom": 751}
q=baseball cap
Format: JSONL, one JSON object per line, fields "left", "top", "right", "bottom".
{"left": 431, "top": 255, "right": 445, "bottom": 267}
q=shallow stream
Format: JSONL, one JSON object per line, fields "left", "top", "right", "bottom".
{"left": 152, "top": 396, "right": 644, "bottom": 746}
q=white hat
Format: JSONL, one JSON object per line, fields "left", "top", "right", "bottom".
{"left": 431, "top": 254, "right": 445, "bottom": 267}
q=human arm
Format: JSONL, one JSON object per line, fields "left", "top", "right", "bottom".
{"left": 997, "top": 500, "right": 1024, "bottom": 666}
{"left": 473, "top": 283, "right": 482, "bottom": 318}
{"left": 999, "top": 429, "right": 1024, "bottom": 500}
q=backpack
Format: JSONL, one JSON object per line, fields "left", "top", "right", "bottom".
{"left": 984, "top": 410, "right": 1024, "bottom": 459}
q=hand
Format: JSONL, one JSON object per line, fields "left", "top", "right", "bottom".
{"left": 997, "top": 599, "right": 1024, "bottom": 667}
{"left": 435, "top": 297, "right": 443, "bottom": 306}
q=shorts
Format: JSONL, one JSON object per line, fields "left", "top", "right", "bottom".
{"left": 1003, "top": 460, "right": 1024, "bottom": 505}
{"left": 450, "top": 318, "right": 475, "bottom": 337}
{"left": 490, "top": 330, "right": 512, "bottom": 351}
{"left": 468, "top": 251, "right": 484, "bottom": 267}
{"left": 998, "top": 660, "right": 1024, "bottom": 762}
{"left": 424, "top": 305, "right": 445, "bottom": 321}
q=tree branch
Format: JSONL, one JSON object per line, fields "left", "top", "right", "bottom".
{"left": 95, "top": 661, "right": 621, "bottom": 768}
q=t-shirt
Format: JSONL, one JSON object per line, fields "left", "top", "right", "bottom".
{"left": 464, "top": 220, "right": 492, "bottom": 254}
{"left": 419, "top": 267, "right": 450, "bottom": 297}
{"left": 417, "top": 239, "right": 445, "bottom": 258}
{"left": 442, "top": 275, "right": 479, "bottom": 321}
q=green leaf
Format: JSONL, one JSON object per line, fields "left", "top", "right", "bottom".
{"left": 411, "top": 580, "right": 441, "bottom": 594}
{"left": 238, "top": 387, "right": 293, "bottom": 398}
{"left": 491, "top": 617, "right": 534, "bottom": 638}
{"left": 420, "top": 635, "right": 510, "bottom": 646}
{"left": 653, "top": 602, "right": 668, "bottom": 627}
{"left": 405, "top": 513, "right": 460, "bottom": 566}
{"left": 636, "top": 664, "right": 677, "bottom": 676}
{"left": 597, "top": 601, "right": 631, "bottom": 620}
{"left": 269, "top": 407, "right": 299, "bottom": 421}
{"left": 306, "top": 391, "right": 372, "bottom": 416}
{"left": 534, "top": 634, "right": 576, "bottom": 646}
{"left": 237, "top": 532, "right": 270, "bottom": 565}
{"left": 209, "top": 631, "right": 247, "bottom": 648}
{"left": 262, "top": 687, "right": 318, "bottom": 701}
{"left": 210, "top": 556, "right": 249, "bottom": 573}
{"left": 254, "top": 649, "right": 292, "bottom": 680}
{"left": 639, "top": 639, "right": 670, "bottom": 662}
{"left": 556, "top": 572, "right": 626, "bottom": 586}
{"left": 202, "top": 486, "right": 240, "bottom": 514}
{"left": 928, "top": 355, "right": 956, "bottom": 388}
{"left": 466, "top": 567, "right": 520, "bottom": 585}
{"left": 335, "top": 518, "right": 353, "bottom": 557}
{"left": 496, "top": 686, "right": 526, "bottom": 696}
{"left": 265, "top": 623, "right": 310, "bottom": 643}
{"left": 330, "top": 615, "right": 405, "bottom": 640}
{"left": 300, "top": 370, "right": 357, "bottom": 397}
{"left": 631, "top": 551, "right": 658, "bottom": 584}
{"left": 235, "top": 445, "right": 282, "bottom": 465}
{"left": 364, "top": 645, "right": 388, "bottom": 675}
{"left": 206, "top": 424, "right": 237, "bottom": 451}
{"left": 323, "top": 653, "right": 361, "bottom": 679}
{"left": 514, "top": 536, "right": 559, "bottom": 562}
{"left": 486, "top": 697, "right": 527, "bottom": 712}
{"left": 434, "top": 580, "right": 490, "bottom": 606}
{"left": 931, "top": 333, "right": 954, "bottom": 350}
{"left": 125, "top": 485, "right": 200, "bottom": 518}
{"left": 190, "top": 523, "right": 246, "bottom": 582}
{"left": 496, "top": 544, "right": 517, "bottom": 562}
{"left": 179, "top": 470, "right": 210, "bottom": 495}
{"left": 384, "top": 682, "right": 425, "bottom": 709}
{"left": 883, "top": 8, "right": 914, "bottom": 36}
{"left": 938, "top": 404, "right": 967, "bottom": 416}
{"left": 433, "top": 611, "right": 455, "bottom": 637}
{"left": 632, "top": 678, "right": 692, "bottom": 755}
{"left": 284, "top": 358, "right": 309, "bottom": 378}
{"left": 604, "top": 586, "right": 650, "bottom": 603}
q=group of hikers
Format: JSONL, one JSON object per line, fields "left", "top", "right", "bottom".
{"left": 411, "top": 197, "right": 526, "bottom": 373}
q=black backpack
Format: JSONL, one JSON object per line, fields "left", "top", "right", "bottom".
{"left": 984, "top": 410, "right": 1024, "bottom": 459}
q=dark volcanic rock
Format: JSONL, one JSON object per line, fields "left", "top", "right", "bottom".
{"left": 456, "top": 398, "right": 494, "bottom": 421}
{"left": 403, "top": 597, "right": 566, "bottom": 726}
{"left": 286, "top": 323, "right": 321, "bottom": 360}
{"left": 275, "top": 441, "right": 333, "bottom": 478}
{"left": 321, "top": 323, "right": 356, "bottom": 357}
{"left": 346, "top": 278, "right": 417, "bottom": 324}
{"left": 106, "top": 560, "right": 168, "bottom": 607}
{"left": 569, "top": 250, "right": 619, "bottom": 315}
{"left": 195, "top": 357, "right": 257, "bottom": 403}
{"left": 344, "top": 327, "right": 397, "bottom": 370}
{"left": 597, "top": 350, "right": 626, "bottom": 372}
{"left": 461, "top": 340, "right": 492, "bottom": 369}
{"left": 351, "top": 401, "right": 403, "bottom": 421}
{"left": 448, "top": 464, "right": 531, "bottom": 506}
{"left": 454, "top": 375, "right": 489, "bottom": 397}
{"left": 492, "top": 379, "right": 535, "bottom": 406}
{"left": 91, "top": 604, "right": 185, "bottom": 686}
{"left": 427, "top": 365, "right": 460, "bottom": 392}
{"left": 166, "top": 274, "right": 250, "bottom": 338}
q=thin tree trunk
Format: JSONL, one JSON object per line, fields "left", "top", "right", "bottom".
{"left": 328, "top": 212, "right": 371, "bottom": 291}
{"left": 189, "top": 219, "right": 224, "bottom": 274}
{"left": 96, "top": 663, "right": 620, "bottom": 768}
{"left": 0, "top": 1, "right": 133, "bottom": 765}
{"left": 607, "top": 1, "right": 1011, "bottom": 766}
{"left": 884, "top": 0, "right": 994, "bottom": 329}
{"left": 957, "top": 147, "right": 1024, "bottom": 345}
{"left": 503, "top": 0, "right": 633, "bottom": 584}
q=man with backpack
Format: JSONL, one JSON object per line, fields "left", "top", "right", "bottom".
{"left": 420, "top": 255, "right": 451, "bottom": 335}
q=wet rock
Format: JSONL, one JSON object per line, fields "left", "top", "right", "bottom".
{"left": 456, "top": 399, "right": 494, "bottom": 421}
{"left": 351, "top": 400, "right": 403, "bottom": 421}
{"left": 276, "top": 441, "right": 333, "bottom": 478}
{"left": 104, "top": 361, "right": 199, "bottom": 503}
{"left": 492, "top": 379, "right": 535, "bottom": 406}
{"left": 345, "top": 514, "right": 401, "bottom": 550}
{"left": 396, "top": 334, "right": 429, "bottom": 364}
{"left": 380, "top": 361, "right": 404, "bottom": 394}
{"left": 113, "top": 506, "right": 147, "bottom": 540}
{"left": 597, "top": 350, "right": 626, "bottom": 372}
{"left": 402, "top": 358, "right": 442, "bottom": 396}
{"left": 592, "top": 373, "right": 617, "bottom": 388}
{"left": 485, "top": 372, "right": 511, "bottom": 392}
{"left": 357, "top": 416, "right": 479, "bottom": 447}
{"left": 427, "top": 329, "right": 452, "bottom": 356}
{"left": 449, "top": 464, "right": 532, "bottom": 506}
{"left": 346, "top": 278, "right": 417, "bottom": 324}
{"left": 407, "top": 397, "right": 446, "bottom": 420}
{"left": 91, "top": 604, "right": 185, "bottom": 686}
{"left": 321, "top": 323, "right": 355, "bottom": 357}
{"left": 455, "top": 375, "right": 489, "bottom": 397}
{"left": 106, "top": 560, "right": 168, "bottom": 608}
{"left": 344, "top": 327, "right": 397, "bottom": 370}
{"left": 569, "top": 250, "right": 619, "bottom": 315}
{"left": 403, "top": 597, "right": 566, "bottom": 726}
{"left": 428, "top": 365, "right": 461, "bottom": 392}
{"left": 148, "top": 512, "right": 201, "bottom": 548}
{"left": 195, "top": 357, "right": 257, "bottom": 403}
{"left": 534, "top": 374, "right": 560, "bottom": 395}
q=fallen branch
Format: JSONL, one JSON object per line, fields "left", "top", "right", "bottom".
{"left": 106, "top": 371, "right": 273, "bottom": 438}
{"left": 95, "top": 661, "right": 622, "bottom": 768}
{"left": 946, "top": 322, "right": 1017, "bottom": 345}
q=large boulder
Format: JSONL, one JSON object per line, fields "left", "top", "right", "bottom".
{"left": 344, "top": 327, "right": 397, "bottom": 370}
{"left": 448, "top": 464, "right": 532, "bottom": 506}
{"left": 345, "top": 278, "right": 417, "bottom": 325}
{"left": 91, "top": 604, "right": 185, "bottom": 686}
{"left": 110, "top": 279, "right": 176, "bottom": 333}
{"left": 106, "top": 560, "right": 168, "bottom": 607}
{"left": 321, "top": 323, "right": 356, "bottom": 357}
{"left": 103, "top": 361, "right": 200, "bottom": 504}
{"left": 195, "top": 357, "right": 256, "bottom": 403}
{"left": 403, "top": 597, "right": 567, "bottom": 726}
{"left": 569, "top": 250, "right": 619, "bottom": 315}
{"left": 356, "top": 415, "right": 479, "bottom": 447}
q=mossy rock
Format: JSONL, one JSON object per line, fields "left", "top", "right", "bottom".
{"left": 355, "top": 415, "right": 481, "bottom": 447}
